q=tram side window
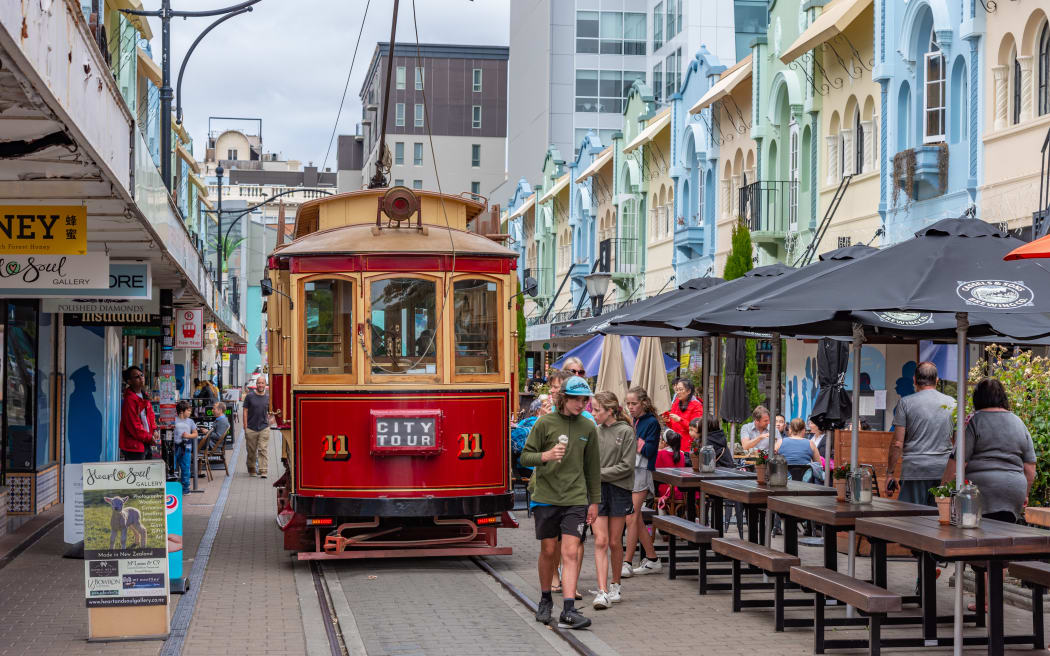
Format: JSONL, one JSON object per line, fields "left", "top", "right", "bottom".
{"left": 304, "top": 279, "right": 353, "bottom": 375}
{"left": 453, "top": 279, "right": 499, "bottom": 375}
{"left": 369, "top": 278, "right": 437, "bottom": 375}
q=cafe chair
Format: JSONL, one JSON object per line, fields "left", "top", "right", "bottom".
{"left": 197, "top": 438, "right": 229, "bottom": 482}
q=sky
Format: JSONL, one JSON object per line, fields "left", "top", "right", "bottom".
{"left": 139, "top": 0, "right": 509, "bottom": 171}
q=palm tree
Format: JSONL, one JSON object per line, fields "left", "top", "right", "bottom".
{"left": 209, "top": 235, "right": 247, "bottom": 273}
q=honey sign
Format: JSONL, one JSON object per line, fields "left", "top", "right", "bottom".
{"left": 0, "top": 206, "right": 87, "bottom": 255}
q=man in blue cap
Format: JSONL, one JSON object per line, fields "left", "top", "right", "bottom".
{"left": 520, "top": 375, "right": 601, "bottom": 630}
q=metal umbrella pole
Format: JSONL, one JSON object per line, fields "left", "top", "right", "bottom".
{"left": 846, "top": 322, "right": 864, "bottom": 617}
{"left": 699, "top": 336, "right": 710, "bottom": 524}
{"left": 765, "top": 332, "right": 780, "bottom": 548}
{"left": 953, "top": 312, "right": 969, "bottom": 656}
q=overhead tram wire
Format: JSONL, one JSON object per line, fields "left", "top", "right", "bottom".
{"left": 319, "top": 0, "right": 371, "bottom": 174}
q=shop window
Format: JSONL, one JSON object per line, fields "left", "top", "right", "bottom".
{"left": 4, "top": 301, "right": 37, "bottom": 472}
{"left": 303, "top": 279, "right": 353, "bottom": 375}
{"left": 369, "top": 277, "right": 437, "bottom": 375}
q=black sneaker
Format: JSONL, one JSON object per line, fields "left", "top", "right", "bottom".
{"left": 557, "top": 607, "right": 592, "bottom": 630}
{"left": 535, "top": 597, "right": 553, "bottom": 624}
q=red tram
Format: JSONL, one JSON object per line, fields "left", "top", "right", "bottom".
{"left": 266, "top": 187, "right": 519, "bottom": 559}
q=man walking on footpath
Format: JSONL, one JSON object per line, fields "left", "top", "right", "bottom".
{"left": 242, "top": 379, "right": 273, "bottom": 477}
{"left": 520, "top": 376, "right": 601, "bottom": 630}
{"left": 120, "top": 366, "right": 158, "bottom": 460}
{"left": 887, "top": 361, "right": 956, "bottom": 505}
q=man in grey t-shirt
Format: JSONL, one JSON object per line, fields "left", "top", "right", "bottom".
{"left": 888, "top": 361, "right": 955, "bottom": 506}
{"left": 242, "top": 379, "right": 273, "bottom": 477}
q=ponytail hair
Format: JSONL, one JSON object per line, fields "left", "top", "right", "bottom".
{"left": 626, "top": 386, "right": 656, "bottom": 417}
{"left": 592, "top": 391, "right": 629, "bottom": 424}
{"left": 663, "top": 428, "right": 682, "bottom": 464}
{"left": 788, "top": 417, "right": 807, "bottom": 437}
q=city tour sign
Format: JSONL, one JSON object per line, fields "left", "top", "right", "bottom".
{"left": 0, "top": 205, "right": 87, "bottom": 254}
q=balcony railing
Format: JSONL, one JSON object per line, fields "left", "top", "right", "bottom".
{"left": 739, "top": 180, "right": 799, "bottom": 235}
{"left": 598, "top": 238, "right": 640, "bottom": 275}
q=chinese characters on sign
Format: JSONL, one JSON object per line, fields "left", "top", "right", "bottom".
{"left": 0, "top": 206, "right": 87, "bottom": 254}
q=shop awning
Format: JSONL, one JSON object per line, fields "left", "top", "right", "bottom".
{"left": 780, "top": 0, "right": 874, "bottom": 64}
{"left": 136, "top": 47, "right": 162, "bottom": 87}
{"left": 574, "top": 147, "right": 612, "bottom": 183}
{"left": 508, "top": 194, "right": 535, "bottom": 220}
{"left": 538, "top": 174, "right": 570, "bottom": 205}
{"left": 114, "top": 0, "right": 154, "bottom": 40}
{"left": 690, "top": 55, "right": 752, "bottom": 114}
{"left": 176, "top": 144, "right": 201, "bottom": 174}
{"left": 623, "top": 107, "right": 671, "bottom": 154}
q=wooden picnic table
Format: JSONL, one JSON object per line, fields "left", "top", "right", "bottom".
{"left": 700, "top": 479, "right": 836, "bottom": 542}
{"left": 855, "top": 515, "right": 1050, "bottom": 655}
{"left": 652, "top": 467, "right": 755, "bottom": 522}
{"left": 767, "top": 496, "right": 936, "bottom": 570}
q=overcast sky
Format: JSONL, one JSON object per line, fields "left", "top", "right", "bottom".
{"left": 140, "top": 0, "right": 509, "bottom": 170}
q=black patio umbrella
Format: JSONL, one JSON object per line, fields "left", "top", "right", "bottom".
{"left": 718, "top": 337, "right": 749, "bottom": 450}
{"left": 808, "top": 337, "right": 850, "bottom": 486}
{"left": 560, "top": 276, "right": 724, "bottom": 337}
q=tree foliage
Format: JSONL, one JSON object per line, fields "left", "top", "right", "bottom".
{"left": 722, "top": 219, "right": 762, "bottom": 408}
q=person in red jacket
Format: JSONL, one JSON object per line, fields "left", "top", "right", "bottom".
{"left": 120, "top": 366, "right": 158, "bottom": 460}
{"left": 666, "top": 378, "right": 703, "bottom": 449}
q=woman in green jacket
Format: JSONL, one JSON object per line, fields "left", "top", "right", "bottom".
{"left": 590, "top": 391, "right": 636, "bottom": 610}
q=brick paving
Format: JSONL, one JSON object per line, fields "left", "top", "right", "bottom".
{"left": 485, "top": 512, "right": 1050, "bottom": 656}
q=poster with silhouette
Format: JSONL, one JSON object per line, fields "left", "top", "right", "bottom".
{"left": 82, "top": 461, "right": 168, "bottom": 608}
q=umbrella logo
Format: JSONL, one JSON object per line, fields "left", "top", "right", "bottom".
{"left": 873, "top": 311, "right": 934, "bottom": 326}
{"left": 956, "top": 280, "right": 1034, "bottom": 309}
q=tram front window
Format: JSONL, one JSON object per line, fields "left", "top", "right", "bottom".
{"left": 304, "top": 279, "right": 353, "bottom": 375}
{"left": 369, "top": 277, "right": 437, "bottom": 375}
{"left": 453, "top": 279, "right": 499, "bottom": 375}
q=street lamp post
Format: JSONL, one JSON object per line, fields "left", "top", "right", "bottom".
{"left": 584, "top": 272, "right": 612, "bottom": 317}
{"left": 215, "top": 165, "right": 224, "bottom": 293}
{"left": 121, "top": 0, "right": 261, "bottom": 191}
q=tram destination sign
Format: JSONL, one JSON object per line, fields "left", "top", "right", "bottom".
{"left": 369, "top": 409, "right": 442, "bottom": 456}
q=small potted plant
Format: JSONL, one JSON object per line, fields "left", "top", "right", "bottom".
{"left": 832, "top": 464, "right": 852, "bottom": 502}
{"left": 754, "top": 450, "right": 770, "bottom": 485}
{"left": 929, "top": 481, "right": 957, "bottom": 524}
{"left": 690, "top": 436, "right": 702, "bottom": 472}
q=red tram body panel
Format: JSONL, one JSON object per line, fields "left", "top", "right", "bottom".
{"left": 266, "top": 188, "right": 519, "bottom": 559}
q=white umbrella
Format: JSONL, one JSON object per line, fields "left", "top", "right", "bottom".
{"left": 631, "top": 336, "right": 672, "bottom": 414}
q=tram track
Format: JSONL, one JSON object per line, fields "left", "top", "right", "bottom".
{"left": 309, "top": 554, "right": 602, "bottom": 656}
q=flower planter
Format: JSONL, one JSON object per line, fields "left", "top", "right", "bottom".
{"left": 691, "top": 451, "right": 700, "bottom": 472}
{"left": 936, "top": 496, "right": 952, "bottom": 525}
{"left": 835, "top": 479, "right": 848, "bottom": 502}
{"left": 755, "top": 464, "right": 767, "bottom": 485}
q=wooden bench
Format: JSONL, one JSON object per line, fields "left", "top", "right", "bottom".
{"left": 651, "top": 515, "right": 719, "bottom": 593}
{"left": 1009, "top": 561, "right": 1050, "bottom": 650}
{"left": 711, "top": 538, "right": 806, "bottom": 631}
{"left": 790, "top": 566, "right": 901, "bottom": 655}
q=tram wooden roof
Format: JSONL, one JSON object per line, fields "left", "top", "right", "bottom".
{"left": 293, "top": 188, "right": 487, "bottom": 240}
{"left": 273, "top": 222, "right": 518, "bottom": 258}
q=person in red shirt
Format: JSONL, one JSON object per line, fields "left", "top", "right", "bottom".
{"left": 119, "top": 366, "right": 158, "bottom": 460}
{"left": 666, "top": 378, "right": 703, "bottom": 448}
{"left": 654, "top": 429, "right": 686, "bottom": 503}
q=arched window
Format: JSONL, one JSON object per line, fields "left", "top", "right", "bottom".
{"left": 789, "top": 121, "right": 799, "bottom": 230}
{"left": 1040, "top": 23, "right": 1049, "bottom": 116}
{"left": 1013, "top": 48, "right": 1023, "bottom": 125}
{"left": 924, "top": 33, "right": 946, "bottom": 143}
{"left": 854, "top": 110, "right": 864, "bottom": 175}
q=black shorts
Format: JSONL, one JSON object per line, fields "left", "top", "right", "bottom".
{"left": 598, "top": 482, "right": 634, "bottom": 517}
{"left": 533, "top": 505, "right": 588, "bottom": 541}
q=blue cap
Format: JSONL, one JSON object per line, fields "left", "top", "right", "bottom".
{"left": 563, "top": 375, "right": 593, "bottom": 397}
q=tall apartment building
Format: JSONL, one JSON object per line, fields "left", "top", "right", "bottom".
{"left": 501, "top": 0, "right": 763, "bottom": 203}
{"left": 339, "top": 43, "right": 509, "bottom": 200}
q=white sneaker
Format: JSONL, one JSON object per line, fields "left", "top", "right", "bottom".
{"left": 608, "top": 583, "right": 622, "bottom": 603}
{"left": 620, "top": 561, "right": 634, "bottom": 578}
{"left": 633, "top": 557, "right": 663, "bottom": 575}
{"left": 592, "top": 590, "right": 611, "bottom": 610}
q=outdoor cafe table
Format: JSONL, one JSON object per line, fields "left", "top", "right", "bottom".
{"left": 652, "top": 467, "right": 755, "bottom": 522}
{"left": 855, "top": 515, "right": 1050, "bottom": 655}
{"left": 699, "top": 479, "right": 835, "bottom": 542}
{"left": 767, "top": 496, "right": 937, "bottom": 571}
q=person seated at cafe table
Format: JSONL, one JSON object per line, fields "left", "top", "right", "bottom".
{"left": 775, "top": 418, "right": 820, "bottom": 481}
{"left": 938, "top": 376, "right": 1036, "bottom": 612}
{"left": 666, "top": 377, "right": 704, "bottom": 450}
{"left": 775, "top": 414, "right": 788, "bottom": 441}
{"left": 740, "top": 405, "right": 771, "bottom": 451}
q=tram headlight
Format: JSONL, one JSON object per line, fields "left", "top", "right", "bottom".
{"left": 381, "top": 186, "right": 419, "bottom": 223}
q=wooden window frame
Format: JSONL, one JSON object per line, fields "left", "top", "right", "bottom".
{"left": 297, "top": 273, "right": 359, "bottom": 386}
{"left": 363, "top": 272, "right": 444, "bottom": 385}
{"left": 449, "top": 273, "right": 504, "bottom": 383}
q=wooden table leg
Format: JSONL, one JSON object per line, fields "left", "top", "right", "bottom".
{"left": 686, "top": 488, "right": 697, "bottom": 522}
{"left": 822, "top": 524, "right": 838, "bottom": 570}
{"left": 871, "top": 537, "right": 887, "bottom": 588}
{"left": 987, "top": 561, "right": 1005, "bottom": 656}
{"left": 783, "top": 515, "right": 798, "bottom": 556}
{"left": 711, "top": 495, "right": 725, "bottom": 537}
{"left": 746, "top": 504, "right": 760, "bottom": 543}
